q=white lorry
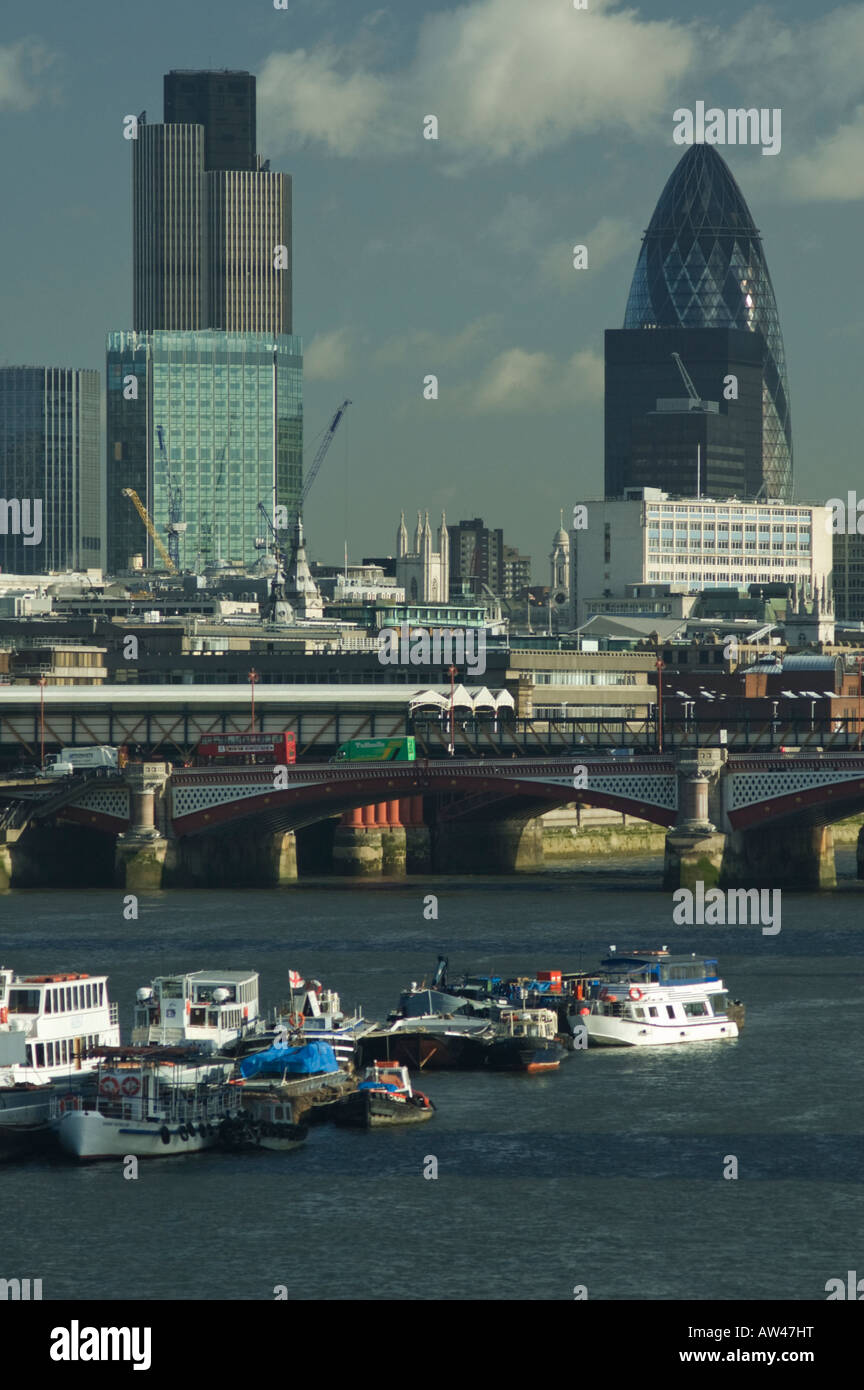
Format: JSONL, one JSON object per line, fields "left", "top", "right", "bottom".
{"left": 43, "top": 747, "right": 120, "bottom": 778}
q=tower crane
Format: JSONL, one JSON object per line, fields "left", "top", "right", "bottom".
{"left": 156, "top": 426, "right": 186, "bottom": 569}
{"left": 122, "top": 488, "right": 177, "bottom": 574}
{"left": 670, "top": 352, "right": 706, "bottom": 410}
{"left": 274, "top": 399, "right": 352, "bottom": 574}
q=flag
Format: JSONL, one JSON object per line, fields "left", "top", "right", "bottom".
{"left": 288, "top": 970, "right": 304, "bottom": 989}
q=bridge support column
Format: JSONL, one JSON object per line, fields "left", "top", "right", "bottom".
{"left": 857, "top": 825, "right": 864, "bottom": 880}
{"left": 332, "top": 807, "right": 383, "bottom": 876}
{"left": 663, "top": 832, "right": 726, "bottom": 891}
{"left": 722, "top": 825, "right": 836, "bottom": 889}
{"left": 0, "top": 834, "right": 14, "bottom": 892}
{"left": 381, "top": 826, "right": 407, "bottom": 875}
{"left": 433, "top": 815, "right": 545, "bottom": 874}
{"left": 172, "top": 829, "right": 297, "bottom": 887}
{"left": 114, "top": 761, "right": 172, "bottom": 891}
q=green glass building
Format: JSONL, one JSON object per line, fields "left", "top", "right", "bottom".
{"left": 106, "top": 330, "right": 302, "bottom": 573}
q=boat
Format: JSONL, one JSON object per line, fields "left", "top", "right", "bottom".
{"left": 0, "top": 966, "right": 121, "bottom": 1156}
{"left": 331, "top": 1062, "right": 434, "bottom": 1128}
{"left": 392, "top": 958, "right": 587, "bottom": 1044}
{"left": 358, "top": 1014, "right": 500, "bottom": 1070}
{"left": 582, "top": 950, "right": 742, "bottom": 1047}
{"left": 53, "top": 1048, "right": 240, "bottom": 1161}
{"left": 230, "top": 976, "right": 378, "bottom": 1070}
{"left": 132, "top": 968, "right": 261, "bottom": 1053}
{"left": 483, "top": 1009, "right": 567, "bottom": 1071}
{"left": 218, "top": 1091, "right": 308, "bottom": 1153}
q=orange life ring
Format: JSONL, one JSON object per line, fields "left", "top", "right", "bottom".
{"left": 629, "top": 987, "right": 643, "bottom": 1001}
{"left": 99, "top": 1074, "right": 120, "bottom": 1096}
{"left": 121, "top": 1075, "right": 140, "bottom": 1097}
{"left": 59, "top": 1093, "right": 78, "bottom": 1113}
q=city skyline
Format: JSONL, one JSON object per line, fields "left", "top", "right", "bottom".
{"left": 2, "top": 0, "right": 863, "bottom": 576}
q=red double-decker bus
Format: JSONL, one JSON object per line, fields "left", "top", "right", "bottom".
{"left": 195, "top": 731, "right": 297, "bottom": 765}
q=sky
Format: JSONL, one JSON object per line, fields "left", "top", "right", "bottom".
{"left": 2, "top": 0, "right": 864, "bottom": 580}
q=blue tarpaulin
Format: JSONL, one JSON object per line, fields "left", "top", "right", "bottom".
{"left": 239, "top": 1040, "right": 340, "bottom": 1078}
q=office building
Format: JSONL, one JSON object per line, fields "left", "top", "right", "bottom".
{"left": 605, "top": 145, "right": 792, "bottom": 501}
{"left": 0, "top": 366, "right": 101, "bottom": 573}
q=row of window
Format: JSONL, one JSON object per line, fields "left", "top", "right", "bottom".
{"left": 27, "top": 1034, "right": 102, "bottom": 1068}
{"left": 7, "top": 982, "right": 105, "bottom": 1015}
{"left": 530, "top": 671, "right": 639, "bottom": 686}
{"left": 646, "top": 507, "right": 808, "bottom": 519}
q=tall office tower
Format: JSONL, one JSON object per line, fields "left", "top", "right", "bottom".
{"left": 114, "top": 70, "right": 299, "bottom": 573}
{"left": 164, "top": 70, "right": 256, "bottom": 171}
{"left": 605, "top": 144, "right": 792, "bottom": 502}
{"left": 133, "top": 125, "right": 207, "bottom": 331}
{"left": 132, "top": 71, "right": 291, "bottom": 334}
{"left": 0, "top": 367, "right": 101, "bottom": 574}
{"left": 446, "top": 517, "right": 504, "bottom": 596}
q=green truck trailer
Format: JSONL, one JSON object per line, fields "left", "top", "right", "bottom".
{"left": 332, "top": 737, "right": 416, "bottom": 762}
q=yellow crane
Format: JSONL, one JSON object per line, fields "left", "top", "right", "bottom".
{"left": 121, "top": 488, "right": 177, "bottom": 574}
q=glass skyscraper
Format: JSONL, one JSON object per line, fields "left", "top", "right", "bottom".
{"left": 0, "top": 366, "right": 101, "bottom": 573}
{"left": 606, "top": 144, "right": 792, "bottom": 501}
{"left": 106, "top": 331, "right": 302, "bottom": 573}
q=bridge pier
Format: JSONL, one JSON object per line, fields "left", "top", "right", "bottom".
{"left": 433, "top": 815, "right": 545, "bottom": 874}
{"left": 662, "top": 831, "right": 726, "bottom": 891}
{"left": 114, "top": 761, "right": 173, "bottom": 892}
{"left": 0, "top": 833, "right": 15, "bottom": 891}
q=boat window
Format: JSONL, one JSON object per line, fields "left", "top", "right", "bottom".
{"left": 648, "top": 1006, "right": 659, "bottom": 1017}
{"left": 189, "top": 1007, "right": 206, "bottom": 1026}
{"left": 61, "top": 1039, "right": 67, "bottom": 1064}
{"left": 684, "top": 1001, "right": 709, "bottom": 1017}
{"left": 709, "top": 993, "right": 727, "bottom": 1015}
{"left": 46, "top": 1042, "right": 54, "bottom": 1066}
{"left": 44, "top": 991, "right": 52, "bottom": 1014}
{"left": 635, "top": 1008, "right": 645, "bottom": 1019}
{"left": 7, "top": 989, "right": 40, "bottom": 1014}
{"left": 98, "top": 983, "right": 104, "bottom": 1005}
{"left": 65, "top": 988, "right": 71, "bottom": 1010}
{"left": 665, "top": 1005, "right": 676, "bottom": 1019}
{"left": 86, "top": 984, "right": 92, "bottom": 1007}
{"left": 36, "top": 1043, "right": 45, "bottom": 1067}
{"left": 72, "top": 987, "right": 78, "bottom": 1008}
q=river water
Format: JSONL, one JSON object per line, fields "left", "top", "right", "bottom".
{"left": 2, "top": 850, "right": 863, "bottom": 1301}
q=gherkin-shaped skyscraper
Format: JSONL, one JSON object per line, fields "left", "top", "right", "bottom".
{"left": 605, "top": 144, "right": 792, "bottom": 501}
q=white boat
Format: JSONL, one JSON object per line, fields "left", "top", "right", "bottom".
{"left": 0, "top": 967, "right": 121, "bottom": 1154}
{"left": 54, "top": 1050, "right": 239, "bottom": 1161}
{"left": 582, "top": 951, "right": 741, "bottom": 1047}
{"left": 268, "top": 979, "right": 378, "bottom": 1068}
{"left": 132, "top": 969, "right": 261, "bottom": 1065}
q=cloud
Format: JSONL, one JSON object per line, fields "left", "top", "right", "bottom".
{"left": 539, "top": 217, "right": 636, "bottom": 285}
{"left": 374, "top": 317, "right": 500, "bottom": 368}
{"left": 782, "top": 106, "right": 864, "bottom": 201}
{"left": 0, "top": 39, "right": 55, "bottom": 111}
{"left": 259, "top": 0, "right": 695, "bottom": 164}
{"left": 465, "top": 346, "right": 604, "bottom": 413}
{"left": 258, "top": 48, "right": 390, "bottom": 156}
{"left": 304, "top": 328, "right": 353, "bottom": 380}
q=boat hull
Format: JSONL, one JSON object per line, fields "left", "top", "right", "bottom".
{"left": 332, "top": 1092, "right": 434, "bottom": 1129}
{"left": 57, "top": 1109, "right": 222, "bottom": 1160}
{"left": 483, "top": 1039, "right": 565, "bottom": 1072}
{"left": 585, "top": 1017, "right": 739, "bottom": 1047}
{"left": 358, "top": 1031, "right": 490, "bottom": 1071}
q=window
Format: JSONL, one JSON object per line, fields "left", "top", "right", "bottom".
{"left": 47, "top": 1042, "right": 54, "bottom": 1066}
{"left": 665, "top": 1005, "right": 676, "bottom": 1019}
{"left": 7, "top": 989, "right": 40, "bottom": 1014}
{"left": 45, "top": 991, "right": 52, "bottom": 1014}
{"left": 635, "top": 1008, "right": 645, "bottom": 1019}
{"left": 684, "top": 1001, "right": 709, "bottom": 1017}
{"left": 709, "top": 993, "right": 728, "bottom": 1015}
{"left": 648, "top": 1006, "right": 658, "bottom": 1017}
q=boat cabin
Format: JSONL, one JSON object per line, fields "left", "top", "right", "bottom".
{"left": 0, "top": 969, "right": 120, "bottom": 1083}
{"left": 132, "top": 969, "right": 260, "bottom": 1050}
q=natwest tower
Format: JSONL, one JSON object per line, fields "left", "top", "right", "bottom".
{"left": 605, "top": 144, "right": 792, "bottom": 502}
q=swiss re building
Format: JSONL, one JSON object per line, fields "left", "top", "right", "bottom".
{"left": 605, "top": 144, "right": 792, "bottom": 502}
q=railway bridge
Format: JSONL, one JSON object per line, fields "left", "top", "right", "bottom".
{"left": 3, "top": 750, "right": 864, "bottom": 891}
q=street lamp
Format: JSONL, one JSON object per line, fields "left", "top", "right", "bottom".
{"left": 448, "top": 663, "right": 457, "bottom": 757}
{"left": 38, "top": 677, "right": 46, "bottom": 771}
{"left": 655, "top": 657, "right": 664, "bottom": 753}
{"left": 857, "top": 656, "right": 863, "bottom": 751}
{"left": 248, "top": 668, "right": 258, "bottom": 733}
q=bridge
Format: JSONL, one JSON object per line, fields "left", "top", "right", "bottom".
{"left": 3, "top": 748, "right": 864, "bottom": 892}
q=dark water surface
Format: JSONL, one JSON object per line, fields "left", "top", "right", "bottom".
{"left": 2, "top": 852, "right": 863, "bottom": 1301}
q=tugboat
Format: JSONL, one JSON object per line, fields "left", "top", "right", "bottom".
{"left": 582, "top": 949, "right": 742, "bottom": 1047}
{"left": 0, "top": 965, "right": 121, "bottom": 1157}
{"left": 331, "top": 1063, "right": 434, "bottom": 1129}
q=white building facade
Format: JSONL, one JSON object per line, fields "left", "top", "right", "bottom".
{"left": 571, "top": 493, "right": 832, "bottom": 625}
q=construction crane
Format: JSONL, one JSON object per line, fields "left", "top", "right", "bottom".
{"left": 670, "top": 352, "right": 706, "bottom": 410}
{"left": 122, "top": 488, "right": 177, "bottom": 574}
{"left": 156, "top": 426, "right": 186, "bottom": 569}
{"left": 277, "top": 399, "right": 352, "bottom": 574}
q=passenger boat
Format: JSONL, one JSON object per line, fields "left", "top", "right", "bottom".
{"left": 132, "top": 968, "right": 261, "bottom": 1053}
{"left": 218, "top": 1092, "right": 308, "bottom": 1153}
{"left": 0, "top": 966, "right": 121, "bottom": 1155}
{"left": 582, "top": 950, "right": 742, "bottom": 1047}
{"left": 331, "top": 1063, "right": 434, "bottom": 1128}
{"left": 53, "top": 1048, "right": 239, "bottom": 1161}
